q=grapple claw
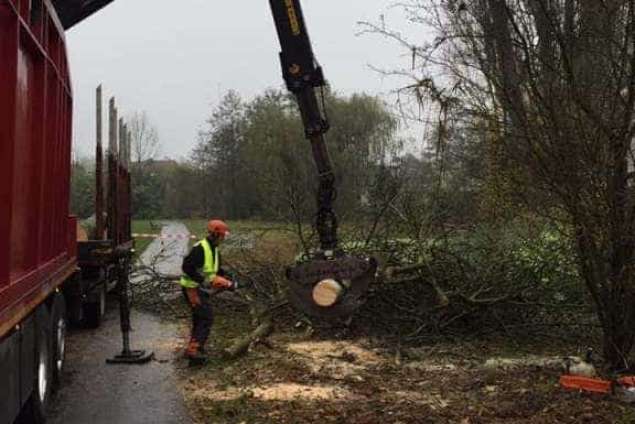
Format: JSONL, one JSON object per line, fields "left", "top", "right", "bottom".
{"left": 287, "top": 250, "right": 377, "bottom": 320}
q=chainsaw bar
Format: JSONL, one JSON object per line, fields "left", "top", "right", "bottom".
{"left": 286, "top": 252, "right": 377, "bottom": 320}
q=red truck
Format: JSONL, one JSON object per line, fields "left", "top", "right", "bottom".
{"left": 0, "top": 1, "right": 125, "bottom": 423}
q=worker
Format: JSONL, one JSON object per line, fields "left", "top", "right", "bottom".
{"left": 180, "top": 219, "right": 235, "bottom": 365}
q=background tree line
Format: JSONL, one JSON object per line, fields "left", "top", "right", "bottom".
{"left": 72, "top": 89, "right": 407, "bottom": 223}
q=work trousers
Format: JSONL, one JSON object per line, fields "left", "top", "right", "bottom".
{"left": 182, "top": 287, "right": 214, "bottom": 348}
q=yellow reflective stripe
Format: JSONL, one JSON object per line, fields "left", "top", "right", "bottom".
{"left": 200, "top": 238, "right": 219, "bottom": 276}
{"left": 200, "top": 238, "right": 220, "bottom": 276}
{"left": 179, "top": 277, "right": 198, "bottom": 288}
{"left": 200, "top": 239, "right": 211, "bottom": 274}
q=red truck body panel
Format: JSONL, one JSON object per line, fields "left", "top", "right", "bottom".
{"left": 0, "top": 0, "right": 76, "bottom": 338}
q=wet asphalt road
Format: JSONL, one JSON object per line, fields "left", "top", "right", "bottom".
{"left": 48, "top": 307, "right": 191, "bottom": 424}
{"left": 48, "top": 222, "right": 192, "bottom": 424}
{"left": 133, "top": 222, "right": 191, "bottom": 278}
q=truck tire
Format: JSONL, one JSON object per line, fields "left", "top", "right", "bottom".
{"left": 66, "top": 294, "right": 83, "bottom": 327}
{"left": 83, "top": 281, "right": 106, "bottom": 328}
{"left": 50, "top": 294, "right": 67, "bottom": 390}
{"left": 22, "top": 308, "right": 53, "bottom": 424}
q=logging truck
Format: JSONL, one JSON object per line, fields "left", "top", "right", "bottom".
{"left": 0, "top": 1, "right": 130, "bottom": 422}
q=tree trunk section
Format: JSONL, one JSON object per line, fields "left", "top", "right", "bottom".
{"left": 223, "top": 318, "right": 273, "bottom": 359}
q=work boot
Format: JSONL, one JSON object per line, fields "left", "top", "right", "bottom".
{"left": 187, "top": 351, "right": 208, "bottom": 366}
{"left": 185, "top": 339, "right": 207, "bottom": 366}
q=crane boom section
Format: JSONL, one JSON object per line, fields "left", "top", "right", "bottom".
{"left": 269, "top": 0, "right": 337, "bottom": 250}
{"left": 268, "top": 0, "right": 324, "bottom": 93}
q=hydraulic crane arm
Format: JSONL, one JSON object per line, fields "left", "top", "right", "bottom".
{"left": 268, "top": 0, "right": 338, "bottom": 251}
{"left": 269, "top": 0, "right": 377, "bottom": 320}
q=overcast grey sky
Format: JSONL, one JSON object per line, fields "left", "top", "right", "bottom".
{"left": 67, "top": 1, "right": 420, "bottom": 160}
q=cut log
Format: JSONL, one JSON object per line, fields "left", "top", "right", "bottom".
{"left": 312, "top": 279, "right": 344, "bottom": 307}
{"left": 223, "top": 318, "right": 273, "bottom": 359}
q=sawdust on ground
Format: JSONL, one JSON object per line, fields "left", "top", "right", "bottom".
{"left": 251, "top": 383, "right": 353, "bottom": 401}
{"left": 178, "top": 329, "right": 631, "bottom": 423}
{"left": 286, "top": 339, "right": 382, "bottom": 379}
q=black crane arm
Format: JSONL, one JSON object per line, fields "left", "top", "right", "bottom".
{"left": 268, "top": 0, "right": 338, "bottom": 251}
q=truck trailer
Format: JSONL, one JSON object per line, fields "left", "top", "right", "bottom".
{"left": 0, "top": 1, "right": 126, "bottom": 422}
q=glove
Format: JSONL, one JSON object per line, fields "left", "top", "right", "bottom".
{"left": 185, "top": 288, "right": 202, "bottom": 307}
{"left": 211, "top": 275, "right": 234, "bottom": 290}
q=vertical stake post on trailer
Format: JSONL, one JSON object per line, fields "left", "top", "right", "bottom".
{"left": 95, "top": 85, "right": 104, "bottom": 240}
{"left": 107, "top": 97, "right": 117, "bottom": 245}
{"left": 107, "top": 109, "right": 153, "bottom": 365}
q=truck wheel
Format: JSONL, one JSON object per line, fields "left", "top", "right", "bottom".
{"left": 67, "top": 294, "right": 84, "bottom": 326}
{"left": 50, "top": 294, "right": 67, "bottom": 390}
{"left": 83, "top": 282, "right": 106, "bottom": 328}
{"left": 22, "top": 308, "right": 53, "bottom": 423}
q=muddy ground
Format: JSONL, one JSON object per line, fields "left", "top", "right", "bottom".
{"left": 173, "top": 301, "right": 635, "bottom": 424}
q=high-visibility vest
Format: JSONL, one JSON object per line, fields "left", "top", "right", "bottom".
{"left": 180, "top": 238, "right": 219, "bottom": 288}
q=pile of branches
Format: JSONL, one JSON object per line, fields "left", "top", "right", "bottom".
{"left": 350, "top": 225, "right": 598, "bottom": 344}
{"left": 129, "top": 219, "right": 598, "bottom": 349}
{"left": 129, "top": 241, "right": 188, "bottom": 316}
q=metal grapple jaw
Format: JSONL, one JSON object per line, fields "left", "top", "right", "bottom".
{"left": 286, "top": 250, "right": 377, "bottom": 320}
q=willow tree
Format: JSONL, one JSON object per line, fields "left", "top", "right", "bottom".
{"left": 367, "top": 0, "right": 635, "bottom": 368}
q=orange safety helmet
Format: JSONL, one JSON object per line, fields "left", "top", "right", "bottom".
{"left": 207, "top": 219, "right": 230, "bottom": 238}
